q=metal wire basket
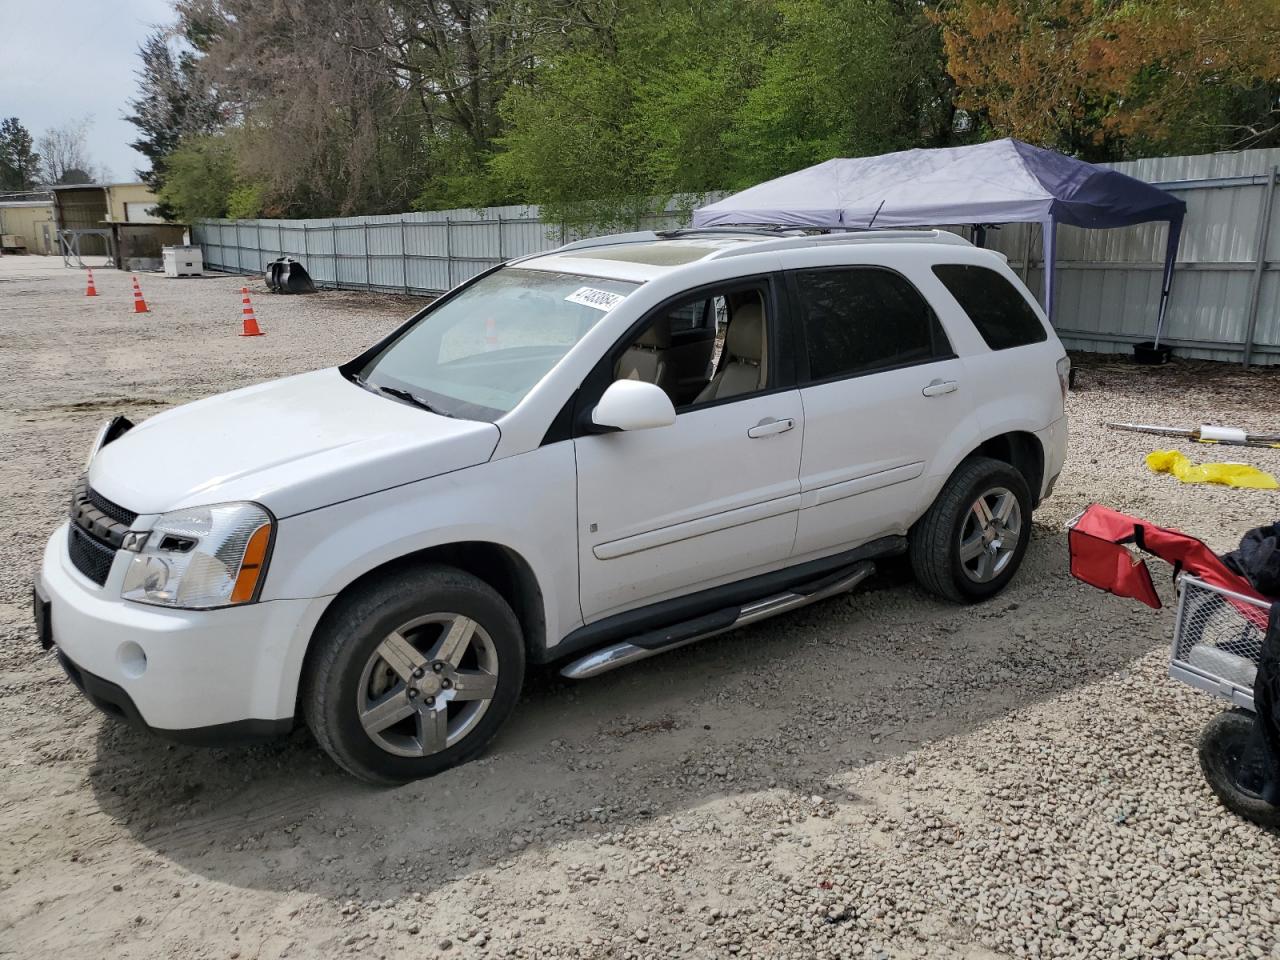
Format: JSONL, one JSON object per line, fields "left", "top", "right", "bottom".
{"left": 1170, "top": 575, "right": 1272, "bottom": 711}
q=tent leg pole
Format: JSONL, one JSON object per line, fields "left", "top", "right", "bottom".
{"left": 1242, "top": 165, "right": 1277, "bottom": 368}
{"left": 1041, "top": 219, "right": 1057, "bottom": 324}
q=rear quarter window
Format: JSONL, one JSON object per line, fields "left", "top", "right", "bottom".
{"left": 932, "top": 264, "right": 1048, "bottom": 350}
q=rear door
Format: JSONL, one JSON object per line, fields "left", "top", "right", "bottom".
{"left": 787, "top": 266, "right": 974, "bottom": 557}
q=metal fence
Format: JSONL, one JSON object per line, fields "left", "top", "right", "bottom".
{"left": 193, "top": 148, "right": 1280, "bottom": 365}
{"left": 193, "top": 198, "right": 721, "bottom": 301}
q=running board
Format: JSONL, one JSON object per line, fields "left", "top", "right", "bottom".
{"left": 560, "top": 561, "right": 875, "bottom": 680}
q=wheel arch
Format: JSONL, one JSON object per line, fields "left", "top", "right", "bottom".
{"left": 301, "top": 540, "right": 548, "bottom": 688}
{"left": 971, "top": 430, "right": 1045, "bottom": 506}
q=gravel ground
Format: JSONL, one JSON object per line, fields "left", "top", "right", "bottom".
{"left": 2, "top": 255, "right": 1279, "bottom": 960}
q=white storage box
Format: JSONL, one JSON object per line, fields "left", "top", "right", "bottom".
{"left": 163, "top": 245, "right": 203, "bottom": 277}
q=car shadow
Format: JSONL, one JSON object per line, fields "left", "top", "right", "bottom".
{"left": 87, "top": 530, "right": 1169, "bottom": 905}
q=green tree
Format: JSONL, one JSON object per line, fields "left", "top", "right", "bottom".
{"left": 157, "top": 135, "right": 238, "bottom": 220}
{"left": 492, "top": 0, "right": 774, "bottom": 228}
{"left": 493, "top": 48, "right": 645, "bottom": 228}
{"left": 726, "top": 0, "right": 892, "bottom": 185}
{"left": 0, "top": 118, "right": 41, "bottom": 191}
{"left": 125, "top": 29, "right": 220, "bottom": 219}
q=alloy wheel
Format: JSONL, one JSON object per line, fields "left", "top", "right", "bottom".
{"left": 356, "top": 613, "right": 500, "bottom": 758}
{"left": 958, "top": 486, "right": 1022, "bottom": 584}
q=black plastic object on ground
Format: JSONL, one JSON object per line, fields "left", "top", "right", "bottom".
{"left": 1133, "top": 340, "right": 1172, "bottom": 365}
{"left": 265, "top": 256, "right": 316, "bottom": 294}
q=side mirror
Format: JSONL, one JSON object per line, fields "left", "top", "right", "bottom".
{"left": 591, "top": 379, "right": 676, "bottom": 432}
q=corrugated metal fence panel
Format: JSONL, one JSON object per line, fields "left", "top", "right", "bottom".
{"left": 192, "top": 168, "right": 1278, "bottom": 363}
{"left": 1258, "top": 273, "right": 1280, "bottom": 349}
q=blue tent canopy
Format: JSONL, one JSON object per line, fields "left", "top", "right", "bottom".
{"left": 694, "top": 139, "right": 1187, "bottom": 337}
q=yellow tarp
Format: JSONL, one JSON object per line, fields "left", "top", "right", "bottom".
{"left": 1146, "top": 450, "right": 1278, "bottom": 489}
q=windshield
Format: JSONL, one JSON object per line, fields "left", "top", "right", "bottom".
{"left": 355, "top": 268, "right": 640, "bottom": 420}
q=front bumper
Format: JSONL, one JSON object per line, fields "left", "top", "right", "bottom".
{"left": 40, "top": 523, "right": 332, "bottom": 734}
{"left": 56, "top": 648, "right": 292, "bottom": 744}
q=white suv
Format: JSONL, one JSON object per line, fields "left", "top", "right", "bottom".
{"left": 35, "top": 229, "right": 1068, "bottom": 783}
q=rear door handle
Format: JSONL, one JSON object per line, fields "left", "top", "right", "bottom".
{"left": 748, "top": 417, "right": 795, "bottom": 439}
{"left": 922, "top": 379, "right": 959, "bottom": 397}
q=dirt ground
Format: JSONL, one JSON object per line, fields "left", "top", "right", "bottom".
{"left": 2, "top": 255, "right": 1279, "bottom": 960}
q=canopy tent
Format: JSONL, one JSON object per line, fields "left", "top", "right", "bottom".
{"left": 693, "top": 139, "right": 1187, "bottom": 336}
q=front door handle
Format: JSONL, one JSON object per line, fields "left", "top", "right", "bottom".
{"left": 922, "top": 379, "right": 959, "bottom": 398}
{"left": 748, "top": 417, "right": 796, "bottom": 439}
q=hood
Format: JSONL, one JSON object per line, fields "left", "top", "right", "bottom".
{"left": 89, "top": 369, "right": 501, "bottom": 518}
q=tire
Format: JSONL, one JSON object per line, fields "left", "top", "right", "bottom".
{"left": 1198, "top": 709, "right": 1280, "bottom": 829}
{"left": 909, "top": 456, "right": 1033, "bottom": 603}
{"left": 302, "top": 564, "right": 525, "bottom": 784}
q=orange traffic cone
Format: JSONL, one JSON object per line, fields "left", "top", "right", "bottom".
{"left": 131, "top": 275, "right": 150, "bottom": 313}
{"left": 84, "top": 268, "right": 98, "bottom": 297}
{"left": 239, "top": 287, "right": 264, "bottom": 337}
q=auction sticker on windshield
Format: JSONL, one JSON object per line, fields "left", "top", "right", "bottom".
{"left": 565, "top": 287, "right": 627, "bottom": 311}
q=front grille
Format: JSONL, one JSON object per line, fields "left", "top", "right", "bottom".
{"left": 68, "top": 522, "right": 118, "bottom": 586}
{"left": 87, "top": 486, "right": 137, "bottom": 527}
{"left": 67, "top": 477, "right": 137, "bottom": 586}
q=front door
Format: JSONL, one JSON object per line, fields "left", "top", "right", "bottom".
{"left": 574, "top": 279, "right": 804, "bottom": 622}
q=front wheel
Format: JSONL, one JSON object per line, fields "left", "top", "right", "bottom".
{"left": 909, "top": 456, "right": 1033, "bottom": 603}
{"left": 302, "top": 565, "right": 525, "bottom": 784}
{"left": 1198, "top": 709, "right": 1280, "bottom": 828}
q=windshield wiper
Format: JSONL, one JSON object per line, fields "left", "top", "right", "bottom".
{"left": 376, "top": 385, "right": 454, "bottom": 417}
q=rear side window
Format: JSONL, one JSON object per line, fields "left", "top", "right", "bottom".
{"left": 932, "top": 264, "right": 1047, "bottom": 350}
{"left": 793, "top": 268, "right": 952, "bottom": 381}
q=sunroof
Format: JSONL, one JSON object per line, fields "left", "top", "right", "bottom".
{"left": 568, "top": 239, "right": 756, "bottom": 267}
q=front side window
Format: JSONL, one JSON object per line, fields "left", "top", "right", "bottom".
{"left": 932, "top": 264, "right": 1048, "bottom": 350}
{"left": 612, "top": 286, "right": 770, "bottom": 409}
{"left": 793, "top": 268, "right": 951, "bottom": 382}
{"left": 357, "top": 268, "right": 639, "bottom": 420}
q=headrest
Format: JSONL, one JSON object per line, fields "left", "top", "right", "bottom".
{"left": 726, "top": 302, "right": 764, "bottom": 361}
{"left": 635, "top": 315, "right": 672, "bottom": 349}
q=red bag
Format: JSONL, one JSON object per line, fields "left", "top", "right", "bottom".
{"left": 1069, "top": 519, "right": 1161, "bottom": 608}
{"left": 1069, "top": 504, "right": 1270, "bottom": 617}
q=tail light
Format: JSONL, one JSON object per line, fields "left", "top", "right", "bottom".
{"left": 1056, "top": 356, "right": 1071, "bottom": 411}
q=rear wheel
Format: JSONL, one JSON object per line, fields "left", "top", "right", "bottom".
{"left": 1198, "top": 709, "right": 1280, "bottom": 828}
{"left": 909, "top": 456, "right": 1033, "bottom": 603}
{"left": 302, "top": 565, "right": 525, "bottom": 784}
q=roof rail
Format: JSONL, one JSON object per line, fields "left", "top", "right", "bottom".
{"left": 653, "top": 226, "right": 807, "bottom": 239}
{"left": 519, "top": 225, "right": 972, "bottom": 265}
{"left": 707, "top": 228, "right": 972, "bottom": 260}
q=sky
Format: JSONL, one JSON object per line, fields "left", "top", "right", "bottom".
{"left": 3, "top": 0, "right": 175, "bottom": 183}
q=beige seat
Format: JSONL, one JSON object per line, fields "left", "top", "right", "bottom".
{"left": 696, "top": 301, "right": 766, "bottom": 403}
{"left": 615, "top": 317, "right": 676, "bottom": 397}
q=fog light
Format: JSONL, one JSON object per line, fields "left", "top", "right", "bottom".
{"left": 117, "top": 641, "right": 147, "bottom": 679}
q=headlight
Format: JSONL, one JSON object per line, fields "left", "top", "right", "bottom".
{"left": 121, "top": 502, "right": 274, "bottom": 609}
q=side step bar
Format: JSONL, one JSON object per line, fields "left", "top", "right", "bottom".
{"left": 560, "top": 561, "right": 875, "bottom": 680}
